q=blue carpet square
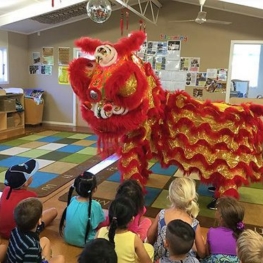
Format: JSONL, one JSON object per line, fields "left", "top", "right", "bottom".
{"left": 107, "top": 171, "right": 121, "bottom": 182}
{"left": 38, "top": 136, "right": 61, "bottom": 143}
{"left": 31, "top": 171, "right": 58, "bottom": 188}
{"left": 197, "top": 183, "right": 214, "bottom": 197}
{"left": 144, "top": 186, "right": 162, "bottom": 206}
{"left": 57, "top": 145, "right": 85, "bottom": 153}
{"left": 0, "top": 145, "right": 11, "bottom": 151}
{"left": 0, "top": 156, "right": 30, "bottom": 167}
{"left": 150, "top": 162, "right": 178, "bottom": 176}
{"left": 86, "top": 135, "right": 98, "bottom": 141}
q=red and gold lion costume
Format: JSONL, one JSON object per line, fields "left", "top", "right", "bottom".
{"left": 69, "top": 31, "right": 263, "bottom": 198}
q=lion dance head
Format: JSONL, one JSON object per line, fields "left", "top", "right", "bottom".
{"left": 69, "top": 31, "right": 162, "bottom": 153}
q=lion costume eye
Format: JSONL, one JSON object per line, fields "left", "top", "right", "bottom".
{"left": 89, "top": 88, "right": 102, "bottom": 102}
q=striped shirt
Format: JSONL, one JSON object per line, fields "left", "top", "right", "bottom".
{"left": 6, "top": 227, "right": 42, "bottom": 263}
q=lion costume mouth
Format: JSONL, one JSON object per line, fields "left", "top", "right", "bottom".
{"left": 83, "top": 100, "right": 129, "bottom": 119}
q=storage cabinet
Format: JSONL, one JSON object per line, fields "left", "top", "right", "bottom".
{"left": 0, "top": 93, "right": 25, "bottom": 140}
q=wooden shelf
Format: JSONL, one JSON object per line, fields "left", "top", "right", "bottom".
{"left": 0, "top": 93, "right": 25, "bottom": 140}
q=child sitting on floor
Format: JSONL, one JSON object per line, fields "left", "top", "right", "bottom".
{"left": 59, "top": 171, "right": 105, "bottom": 247}
{"left": 97, "top": 197, "right": 154, "bottom": 263}
{"left": 147, "top": 177, "right": 206, "bottom": 262}
{"left": 114, "top": 179, "right": 152, "bottom": 241}
{"left": 165, "top": 219, "right": 200, "bottom": 263}
{"left": 0, "top": 159, "right": 57, "bottom": 239}
{"left": 6, "top": 197, "right": 65, "bottom": 263}
{"left": 0, "top": 243, "right": 7, "bottom": 263}
{"left": 78, "top": 238, "right": 117, "bottom": 263}
{"left": 237, "top": 229, "right": 263, "bottom": 263}
{"left": 201, "top": 196, "right": 244, "bottom": 263}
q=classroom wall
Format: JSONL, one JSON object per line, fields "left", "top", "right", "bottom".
{"left": 5, "top": 0, "right": 263, "bottom": 125}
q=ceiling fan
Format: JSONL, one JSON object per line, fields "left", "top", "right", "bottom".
{"left": 169, "top": 0, "right": 232, "bottom": 25}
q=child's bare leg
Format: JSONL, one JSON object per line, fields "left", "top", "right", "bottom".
{"left": 40, "top": 237, "right": 52, "bottom": 261}
{"left": 42, "top": 207, "right": 58, "bottom": 227}
{"left": 0, "top": 244, "right": 7, "bottom": 262}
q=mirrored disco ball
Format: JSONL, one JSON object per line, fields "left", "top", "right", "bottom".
{"left": 86, "top": 0, "right": 112, "bottom": 24}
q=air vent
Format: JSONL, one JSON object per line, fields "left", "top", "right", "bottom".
{"left": 31, "top": 1, "right": 116, "bottom": 24}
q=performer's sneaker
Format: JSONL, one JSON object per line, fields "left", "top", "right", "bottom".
{"left": 207, "top": 198, "right": 218, "bottom": 210}
{"left": 208, "top": 186, "right": 216, "bottom": 193}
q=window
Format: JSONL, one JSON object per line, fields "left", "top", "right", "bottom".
{"left": 0, "top": 47, "right": 8, "bottom": 84}
{"left": 231, "top": 44, "right": 260, "bottom": 87}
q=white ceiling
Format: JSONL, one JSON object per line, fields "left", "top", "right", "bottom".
{"left": 1, "top": 0, "right": 263, "bottom": 35}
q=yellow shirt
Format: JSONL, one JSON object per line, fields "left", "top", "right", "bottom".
{"left": 97, "top": 227, "right": 136, "bottom": 263}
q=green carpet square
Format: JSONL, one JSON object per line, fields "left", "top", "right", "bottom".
{"left": 19, "top": 135, "right": 45, "bottom": 141}
{"left": 0, "top": 167, "right": 6, "bottom": 173}
{"left": 198, "top": 195, "right": 216, "bottom": 219}
{"left": 69, "top": 133, "right": 91, "bottom": 139}
{"left": 0, "top": 171, "right": 5, "bottom": 183}
{"left": 55, "top": 138, "right": 80, "bottom": 144}
{"left": 60, "top": 153, "right": 93, "bottom": 164}
{"left": 248, "top": 182, "right": 263, "bottom": 189}
{"left": 2, "top": 139, "right": 30, "bottom": 147}
{"left": 18, "top": 149, "right": 51, "bottom": 158}
{"left": 77, "top": 147, "right": 97, "bottom": 155}
{"left": 39, "top": 151, "right": 72, "bottom": 161}
{"left": 239, "top": 187, "right": 263, "bottom": 205}
{"left": 53, "top": 132, "right": 77, "bottom": 138}
{"left": 151, "top": 189, "right": 170, "bottom": 209}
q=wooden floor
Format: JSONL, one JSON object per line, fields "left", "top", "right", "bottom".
{"left": 0, "top": 124, "right": 208, "bottom": 262}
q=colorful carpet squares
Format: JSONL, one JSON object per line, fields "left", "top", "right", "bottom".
{"left": 59, "top": 158, "right": 263, "bottom": 231}
{"left": 1, "top": 129, "right": 261, "bottom": 231}
{"left": 0, "top": 130, "right": 102, "bottom": 197}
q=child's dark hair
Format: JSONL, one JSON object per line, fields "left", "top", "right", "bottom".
{"left": 115, "top": 179, "right": 144, "bottom": 216}
{"left": 14, "top": 197, "right": 43, "bottom": 232}
{"left": 216, "top": 196, "right": 245, "bottom": 239}
{"left": 59, "top": 171, "right": 97, "bottom": 244}
{"left": 108, "top": 197, "right": 135, "bottom": 247}
{"left": 166, "top": 219, "right": 195, "bottom": 256}
{"left": 78, "top": 238, "right": 117, "bottom": 263}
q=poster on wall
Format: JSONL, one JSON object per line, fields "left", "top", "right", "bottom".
{"left": 196, "top": 72, "right": 207, "bottom": 86}
{"left": 157, "top": 42, "right": 168, "bottom": 55}
{"left": 41, "top": 65, "right": 52, "bottom": 75}
{"left": 166, "top": 60, "right": 180, "bottom": 71}
{"left": 58, "top": 66, "right": 69, "bottom": 85}
{"left": 42, "top": 47, "right": 54, "bottom": 65}
{"left": 189, "top": 57, "right": 200, "bottom": 72}
{"left": 58, "top": 47, "right": 70, "bottom": 65}
{"left": 73, "top": 48, "right": 94, "bottom": 59}
{"left": 32, "top": 52, "right": 41, "bottom": 65}
{"left": 206, "top": 68, "right": 217, "bottom": 79}
{"left": 168, "top": 40, "right": 181, "bottom": 51}
{"left": 147, "top": 41, "right": 158, "bottom": 55}
{"left": 217, "top": 68, "right": 228, "bottom": 81}
{"left": 159, "top": 71, "right": 186, "bottom": 91}
{"left": 154, "top": 55, "right": 166, "bottom": 70}
{"left": 29, "top": 65, "right": 41, "bottom": 75}
{"left": 180, "top": 57, "right": 190, "bottom": 71}
{"left": 185, "top": 72, "right": 197, "bottom": 86}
